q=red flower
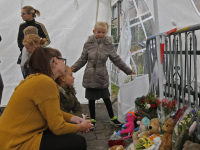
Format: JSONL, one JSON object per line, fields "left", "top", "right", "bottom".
{"left": 142, "top": 99, "right": 145, "bottom": 104}
{"left": 172, "top": 100, "right": 177, "bottom": 106}
{"left": 149, "top": 100, "right": 152, "bottom": 103}
{"left": 151, "top": 104, "right": 156, "bottom": 109}
{"left": 156, "top": 99, "right": 161, "bottom": 106}
{"left": 167, "top": 102, "right": 173, "bottom": 109}
{"left": 108, "top": 140, "right": 114, "bottom": 147}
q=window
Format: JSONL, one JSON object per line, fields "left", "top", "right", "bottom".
{"left": 143, "top": 19, "right": 155, "bottom": 38}
{"left": 112, "top": 5, "right": 118, "bottom": 19}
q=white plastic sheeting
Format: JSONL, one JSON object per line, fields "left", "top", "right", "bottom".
{"left": 118, "top": 74, "right": 149, "bottom": 123}
{"left": 0, "top": 0, "right": 111, "bottom": 105}
{"left": 117, "top": 0, "right": 132, "bottom": 85}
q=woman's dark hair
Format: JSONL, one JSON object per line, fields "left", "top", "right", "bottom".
{"left": 29, "top": 47, "right": 61, "bottom": 77}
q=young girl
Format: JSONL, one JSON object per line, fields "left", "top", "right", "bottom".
{"left": 0, "top": 47, "right": 93, "bottom": 150}
{"left": 71, "top": 21, "right": 134, "bottom": 130}
{"left": 20, "top": 26, "right": 38, "bottom": 78}
{"left": 56, "top": 65, "right": 89, "bottom": 119}
{"left": 22, "top": 34, "right": 47, "bottom": 78}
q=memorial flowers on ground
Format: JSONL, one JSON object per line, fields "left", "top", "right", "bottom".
{"left": 135, "top": 93, "right": 158, "bottom": 119}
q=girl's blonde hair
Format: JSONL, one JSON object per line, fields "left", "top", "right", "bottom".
{"left": 23, "top": 34, "right": 47, "bottom": 47}
{"left": 55, "top": 65, "right": 70, "bottom": 85}
{"left": 23, "top": 26, "right": 38, "bottom": 35}
{"left": 22, "top": 6, "right": 40, "bottom": 18}
{"left": 94, "top": 21, "right": 109, "bottom": 33}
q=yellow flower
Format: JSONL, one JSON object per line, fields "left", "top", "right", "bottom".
{"left": 140, "top": 136, "right": 153, "bottom": 148}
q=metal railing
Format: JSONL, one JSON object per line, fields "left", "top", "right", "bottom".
{"left": 146, "top": 23, "right": 200, "bottom": 140}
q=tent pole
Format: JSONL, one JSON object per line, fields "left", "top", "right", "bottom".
{"left": 96, "top": 0, "right": 99, "bottom": 23}
{"left": 117, "top": 1, "right": 120, "bottom": 38}
{"left": 153, "top": 0, "right": 164, "bottom": 122}
{"left": 153, "top": 0, "right": 163, "bottom": 99}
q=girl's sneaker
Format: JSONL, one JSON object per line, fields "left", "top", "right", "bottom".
{"left": 110, "top": 116, "right": 122, "bottom": 127}
{"left": 90, "top": 119, "right": 96, "bottom": 130}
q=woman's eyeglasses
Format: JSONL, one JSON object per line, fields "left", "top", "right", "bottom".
{"left": 57, "top": 57, "right": 67, "bottom": 65}
{"left": 21, "top": 12, "right": 29, "bottom": 15}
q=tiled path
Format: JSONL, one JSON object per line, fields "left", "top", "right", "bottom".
{"left": 78, "top": 102, "right": 133, "bottom": 150}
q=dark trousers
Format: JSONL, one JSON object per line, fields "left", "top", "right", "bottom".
{"left": 39, "top": 129, "right": 87, "bottom": 150}
{"left": 88, "top": 98, "right": 114, "bottom": 119}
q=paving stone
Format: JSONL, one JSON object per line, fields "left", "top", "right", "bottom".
{"left": 87, "top": 139, "right": 109, "bottom": 150}
{"left": 94, "top": 130, "right": 111, "bottom": 140}
{"left": 80, "top": 103, "right": 133, "bottom": 150}
{"left": 78, "top": 131, "right": 97, "bottom": 141}
{"left": 95, "top": 122, "right": 106, "bottom": 130}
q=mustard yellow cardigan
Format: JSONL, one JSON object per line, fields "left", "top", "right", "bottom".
{"left": 0, "top": 74, "right": 78, "bottom": 150}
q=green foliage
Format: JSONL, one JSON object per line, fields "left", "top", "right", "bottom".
{"left": 111, "top": 83, "right": 119, "bottom": 98}
{"left": 111, "top": 20, "right": 120, "bottom": 43}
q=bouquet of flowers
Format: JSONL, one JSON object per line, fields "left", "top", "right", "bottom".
{"left": 172, "top": 107, "right": 198, "bottom": 150}
{"left": 156, "top": 98, "right": 177, "bottom": 119}
{"left": 135, "top": 93, "right": 158, "bottom": 119}
{"left": 108, "top": 131, "right": 125, "bottom": 147}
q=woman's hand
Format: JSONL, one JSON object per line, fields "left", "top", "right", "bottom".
{"left": 70, "top": 115, "right": 85, "bottom": 124}
{"left": 71, "top": 66, "right": 75, "bottom": 72}
{"left": 77, "top": 120, "right": 93, "bottom": 133}
{"left": 130, "top": 71, "right": 135, "bottom": 75}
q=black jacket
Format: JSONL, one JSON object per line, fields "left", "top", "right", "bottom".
{"left": 17, "top": 19, "right": 50, "bottom": 51}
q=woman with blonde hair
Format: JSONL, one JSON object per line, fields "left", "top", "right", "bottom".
{"left": 17, "top": 5, "right": 50, "bottom": 64}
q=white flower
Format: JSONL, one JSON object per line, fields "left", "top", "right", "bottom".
{"left": 145, "top": 104, "right": 151, "bottom": 109}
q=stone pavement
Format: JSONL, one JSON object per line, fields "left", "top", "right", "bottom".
{"left": 78, "top": 102, "right": 133, "bottom": 150}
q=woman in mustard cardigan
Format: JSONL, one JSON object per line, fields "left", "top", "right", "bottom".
{"left": 0, "top": 47, "right": 93, "bottom": 150}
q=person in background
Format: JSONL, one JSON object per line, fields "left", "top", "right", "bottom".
{"left": 17, "top": 5, "right": 50, "bottom": 64}
{"left": 21, "top": 33, "right": 47, "bottom": 78}
{"left": 71, "top": 21, "right": 135, "bottom": 130}
{"left": 0, "top": 74, "right": 3, "bottom": 105}
{"left": 55, "top": 65, "right": 89, "bottom": 120}
{"left": 0, "top": 35, "right": 3, "bottom": 104}
{"left": 0, "top": 47, "right": 93, "bottom": 150}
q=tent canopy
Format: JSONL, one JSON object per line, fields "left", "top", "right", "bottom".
{"left": 0, "top": 0, "right": 111, "bottom": 105}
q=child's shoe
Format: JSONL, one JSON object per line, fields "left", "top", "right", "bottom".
{"left": 90, "top": 119, "right": 96, "bottom": 130}
{"left": 110, "top": 116, "right": 122, "bottom": 127}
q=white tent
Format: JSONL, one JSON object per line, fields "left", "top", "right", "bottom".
{"left": 0, "top": 0, "right": 112, "bottom": 105}
{"left": 1, "top": 0, "right": 200, "bottom": 122}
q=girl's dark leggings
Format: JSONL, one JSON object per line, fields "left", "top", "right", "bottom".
{"left": 39, "top": 129, "right": 87, "bottom": 150}
{"left": 89, "top": 98, "right": 114, "bottom": 119}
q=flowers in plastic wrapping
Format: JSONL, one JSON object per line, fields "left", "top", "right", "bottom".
{"left": 156, "top": 98, "right": 177, "bottom": 119}
{"left": 108, "top": 131, "right": 125, "bottom": 147}
{"left": 135, "top": 136, "right": 153, "bottom": 149}
{"left": 135, "top": 93, "right": 158, "bottom": 119}
{"left": 172, "top": 107, "right": 198, "bottom": 150}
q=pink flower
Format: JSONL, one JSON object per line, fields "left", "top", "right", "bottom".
{"left": 162, "top": 98, "right": 169, "bottom": 103}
